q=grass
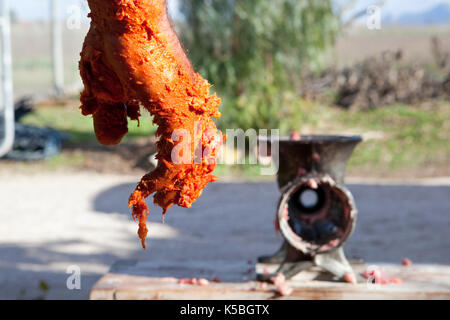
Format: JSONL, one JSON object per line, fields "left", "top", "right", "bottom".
{"left": 13, "top": 57, "right": 81, "bottom": 90}
{"left": 21, "top": 104, "right": 157, "bottom": 144}
{"left": 298, "top": 100, "right": 450, "bottom": 176}
{"left": 349, "top": 105, "right": 449, "bottom": 171}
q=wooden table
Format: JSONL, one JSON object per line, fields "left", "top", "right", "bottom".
{"left": 90, "top": 260, "right": 450, "bottom": 300}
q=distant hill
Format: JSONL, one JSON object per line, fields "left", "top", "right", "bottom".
{"left": 384, "top": 3, "right": 450, "bottom": 26}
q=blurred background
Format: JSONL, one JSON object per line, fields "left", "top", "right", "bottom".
{"left": 2, "top": 0, "right": 449, "bottom": 177}
{"left": 0, "top": 0, "right": 448, "bottom": 300}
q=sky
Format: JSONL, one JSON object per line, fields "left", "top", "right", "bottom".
{"left": 8, "top": 0, "right": 450, "bottom": 22}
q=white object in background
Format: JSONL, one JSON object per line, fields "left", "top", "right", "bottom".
{"left": 51, "top": 0, "right": 64, "bottom": 97}
{"left": 0, "top": 0, "right": 14, "bottom": 158}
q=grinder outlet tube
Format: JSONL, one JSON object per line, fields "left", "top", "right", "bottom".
{"left": 277, "top": 174, "right": 358, "bottom": 255}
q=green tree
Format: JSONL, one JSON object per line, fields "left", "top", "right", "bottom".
{"left": 180, "top": 0, "right": 339, "bottom": 131}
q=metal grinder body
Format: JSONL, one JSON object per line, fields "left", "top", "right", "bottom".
{"left": 257, "top": 135, "right": 363, "bottom": 282}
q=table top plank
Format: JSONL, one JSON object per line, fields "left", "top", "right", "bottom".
{"left": 90, "top": 261, "right": 450, "bottom": 300}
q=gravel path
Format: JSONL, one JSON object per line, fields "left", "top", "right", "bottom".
{"left": 0, "top": 172, "right": 448, "bottom": 299}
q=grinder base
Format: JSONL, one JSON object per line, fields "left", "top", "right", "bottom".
{"left": 256, "top": 247, "right": 365, "bottom": 283}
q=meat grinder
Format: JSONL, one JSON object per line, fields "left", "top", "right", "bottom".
{"left": 257, "top": 135, "right": 363, "bottom": 282}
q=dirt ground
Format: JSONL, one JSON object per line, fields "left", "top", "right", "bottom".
{"left": 0, "top": 171, "right": 448, "bottom": 299}
{"left": 334, "top": 25, "right": 450, "bottom": 67}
